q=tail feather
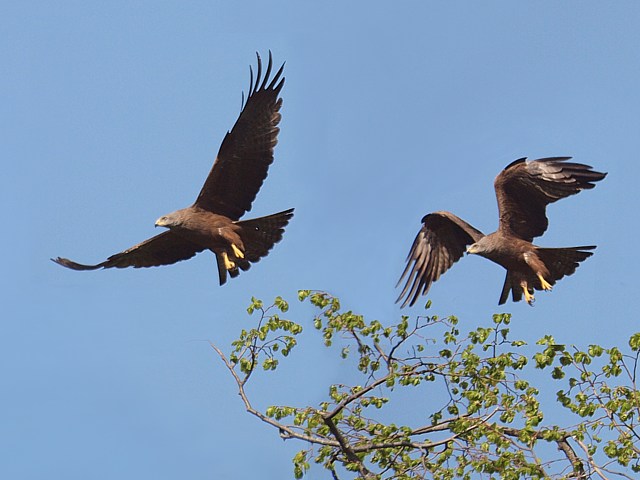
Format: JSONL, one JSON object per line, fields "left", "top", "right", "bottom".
{"left": 237, "top": 208, "right": 295, "bottom": 262}
{"left": 536, "top": 245, "right": 596, "bottom": 284}
{"left": 216, "top": 254, "right": 227, "bottom": 285}
{"left": 499, "top": 271, "right": 523, "bottom": 305}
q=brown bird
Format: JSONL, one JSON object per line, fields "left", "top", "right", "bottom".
{"left": 53, "top": 52, "right": 293, "bottom": 285}
{"left": 396, "top": 157, "right": 606, "bottom": 307}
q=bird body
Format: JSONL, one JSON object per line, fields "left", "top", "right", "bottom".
{"left": 155, "top": 206, "right": 245, "bottom": 251}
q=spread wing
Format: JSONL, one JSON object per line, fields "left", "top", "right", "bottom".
{"left": 52, "top": 231, "right": 204, "bottom": 270}
{"left": 396, "top": 211, "right": 485, "bottom": 308}
{"left": 194, "top": 51, "right": 285, "bottom": 220}
{"left": 494, "top": 157, "right": 607, "bottom": 241}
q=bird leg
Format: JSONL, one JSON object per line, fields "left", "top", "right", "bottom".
{"left": 537, "top": 274, "right": 553, "bottom": 291}
{"left": 520, "top": 281, "right": 535, "bottom": 305}
{"left": 221, "top": 251, "right": 236, "bottom": 270}
{"left": 231, "top": 243, "right": 245, "bottom": 259}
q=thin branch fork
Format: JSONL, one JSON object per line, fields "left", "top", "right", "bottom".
{"left": 498, "top": 426, "right": 586, "bottom": 478}
{"left": 211, "top": 343, "right": 341, "bottom": 448}
{"left": 322, "top": 413, "right": 375, "bottom": 479}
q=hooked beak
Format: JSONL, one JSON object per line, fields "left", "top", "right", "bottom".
{"left": 466, "top": 244, "right": 478, "bottom": 255}
{"left": 155, "top": 217, "right": 168, "bottom": 228}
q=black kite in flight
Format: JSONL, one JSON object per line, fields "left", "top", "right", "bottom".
{"left": 53, "top": 52, "right": 293, "bottom": 284}
{"left": 396, "top": 157, "right": 606, "bottom": 307}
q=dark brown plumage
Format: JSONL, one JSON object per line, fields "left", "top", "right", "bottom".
{"left": 397, "top": 157, "right": 606, "bottom": 307}
{"left": 53, "top": 52, "right": 293, "bottom": 284}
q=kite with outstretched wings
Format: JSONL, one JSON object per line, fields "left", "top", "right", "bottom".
{"left": 53, "top": 52, "right": 293, "bottom": 284}
{"left": 397, "top": 157, "right": 606, "bottom": 307}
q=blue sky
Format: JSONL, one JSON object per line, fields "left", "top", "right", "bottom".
{"left": 4, "top": 2, "right": 640, "bottom": 478}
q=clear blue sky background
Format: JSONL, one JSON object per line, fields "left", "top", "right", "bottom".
{"left": 4, "top": 2, "right": 640, "bottom": 478}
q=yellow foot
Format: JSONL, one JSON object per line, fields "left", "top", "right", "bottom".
{"left": 222, "top": 251, "right": 236, "bottom": 270}
{"left": 521, "top": 283, "right": 535, "bottom": 305}
{"left": 537, "top": 274, "right": 553, "bottom": 291}
{"left": 231, "top": 243, "right": 245, "bottom": 259}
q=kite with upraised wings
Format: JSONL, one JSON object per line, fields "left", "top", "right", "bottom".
{"left": 53, "top": 52, "right": 293, "bottom": 284}
{"left": 397, "top": 157, "right": 606, "bottom": 307}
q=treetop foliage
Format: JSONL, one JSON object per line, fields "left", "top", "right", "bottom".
{"left": 211, "top": 291, "right": 640, "bottom": 479}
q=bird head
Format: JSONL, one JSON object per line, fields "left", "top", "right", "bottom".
{"left": 466, "top": 243, "right": 480, "bottom": 255}
{"left": 155, "top": 211, "right": 183, "bottom": 229}
{"left": 466, "top": 236, "right": 494, "bottom": 257}
{"left": 466, "top": 237, "right": 491, "bottom": 256}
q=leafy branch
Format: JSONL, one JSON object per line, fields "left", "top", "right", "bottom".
{"left": 211, "top": 292, "right": 640, "bottom": 479}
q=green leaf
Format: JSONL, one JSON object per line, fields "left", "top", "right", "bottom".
{"left": 629, "top": 332, "right": 640, "bottom": 351}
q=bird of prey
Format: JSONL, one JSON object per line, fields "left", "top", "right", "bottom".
{"left": 396, "top": 157, "right": 606, "bottom": 307}
{"left": 53, "top": 52, "right": 293, "bottom": 285}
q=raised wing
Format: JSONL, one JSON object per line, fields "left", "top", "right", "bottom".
{"left": 52, "top": 231, "right": 204, "bottom": 270}
{"left": 494, "top": 157, "right": 606, "bottom": 241}
{"left": 194, "top": 51, "right": 285, "bottom": 220}
{"left": 396, "top": 211, "right": 484, "bottom": 308}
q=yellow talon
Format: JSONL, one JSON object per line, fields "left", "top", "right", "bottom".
{"left": 521, "top": 283, "right": 535, "bottom": 305}
{"left": 222, "top": 251, "right": 235, "bottom": 270}
{"left": 231, "top": 243, "right": 245, "bottom": 259}
{"left": 537, "top": 274, "right": 553, "bottom": 291}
